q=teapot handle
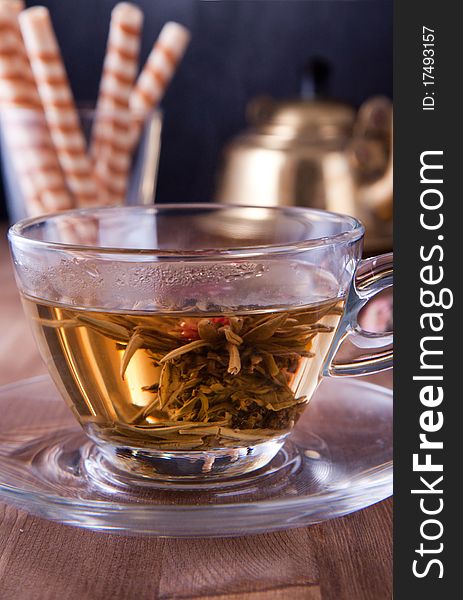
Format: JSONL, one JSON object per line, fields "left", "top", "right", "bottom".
{"left": 354, "top": 97, "right": 393, "bottom": 220}
{"left": 354, "top": 96, "right": 392, "bottom": 140}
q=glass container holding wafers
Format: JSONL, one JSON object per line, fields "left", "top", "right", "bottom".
{"left": 0, "top": 107, "right": 162, "bottom": 223}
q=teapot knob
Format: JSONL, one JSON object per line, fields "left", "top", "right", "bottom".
{"left": 300, "top": 56, "right": 332, "bottom": 100}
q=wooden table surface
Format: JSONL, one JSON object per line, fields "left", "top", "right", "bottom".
{"left": 0, "top": 226, "right": 392, "bottom": 600}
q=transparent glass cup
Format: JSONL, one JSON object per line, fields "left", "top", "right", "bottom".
{"left": 8, "top": 205, "right": 393, "bottom": 482}
{"left": 0, "top": 107, "right": 162, "bottom": 223}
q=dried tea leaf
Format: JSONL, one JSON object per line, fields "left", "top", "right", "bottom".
{"left": 179, "top": 426, "right": 220, "bottom": 437}
{"left": 160, "top": 339, "right": 211, "bottom": 363}
{"left": 141, "top": 383, "right": 159, "bottom": 392}
{"left": 59, "top": 297, "right": 343, "bottom": 449}
{"left": 37, "top": 318, "right": 80, "bottom": 329}
{"left": 120, "top": 332, "right": 145, "bottom": 379}
{"left": 197, "top": 319, "right": 222, "bottom": 343}
{"left": 159, "top": 362, "right": 172, "bottom": 408}
{"left": 262, "top": 352, "right": 280, "bottom": 378}
{"left": 227, "top": 342, "right": 241, "bottom": 375}
{"left": 76, "top": 315, "right": 131, "bottom": 341}
{"left": 242, "top": 313, "right": 288, "bottom": 342}
{"left": 223, "top": 327, "right": 243, "bottom": 346}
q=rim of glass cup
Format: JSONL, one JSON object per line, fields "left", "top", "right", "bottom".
{"left": 8, "top": 203, "right": 365, "bottom": 258}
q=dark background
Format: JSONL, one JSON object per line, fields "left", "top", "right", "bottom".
{"left": 0, "top": 0, "right": 392, "bottom": 220}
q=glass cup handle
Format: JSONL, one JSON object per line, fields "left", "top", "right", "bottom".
{"left": 323, "top": 253, "right": 393, "bottom": 377}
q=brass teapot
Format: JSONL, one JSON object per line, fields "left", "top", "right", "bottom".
{"left": 215, "top": 95, "right": 393, "bottom": 253}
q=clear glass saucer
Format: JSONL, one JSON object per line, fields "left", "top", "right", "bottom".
{"left": 0, "top": 375, "right": 392, "bottom": 537}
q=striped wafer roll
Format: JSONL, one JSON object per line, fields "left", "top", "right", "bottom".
{"left": 90, "top": 2, "right": 143, "bottom": 205}
{"left": 129, "top": 21, "right": 190, "bottom": 143}
{"left": 0, "top": 7, "right": 39, "bottom": 108}
{"left": 0, "top": 1, "right": 24, "bottom": 15}
{"left": 19, "top": 6, "right": 98, "bottom": 208}
{"left": 0, "top": 3, "right": 72, "bottom": 215}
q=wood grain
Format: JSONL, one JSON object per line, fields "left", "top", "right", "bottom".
{"left": 0, "top": 226, "right": 392, "bottom": 600}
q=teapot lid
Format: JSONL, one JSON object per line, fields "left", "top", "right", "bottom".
{"left": 248, "top": 97, "right": 356, "bottom": 140}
